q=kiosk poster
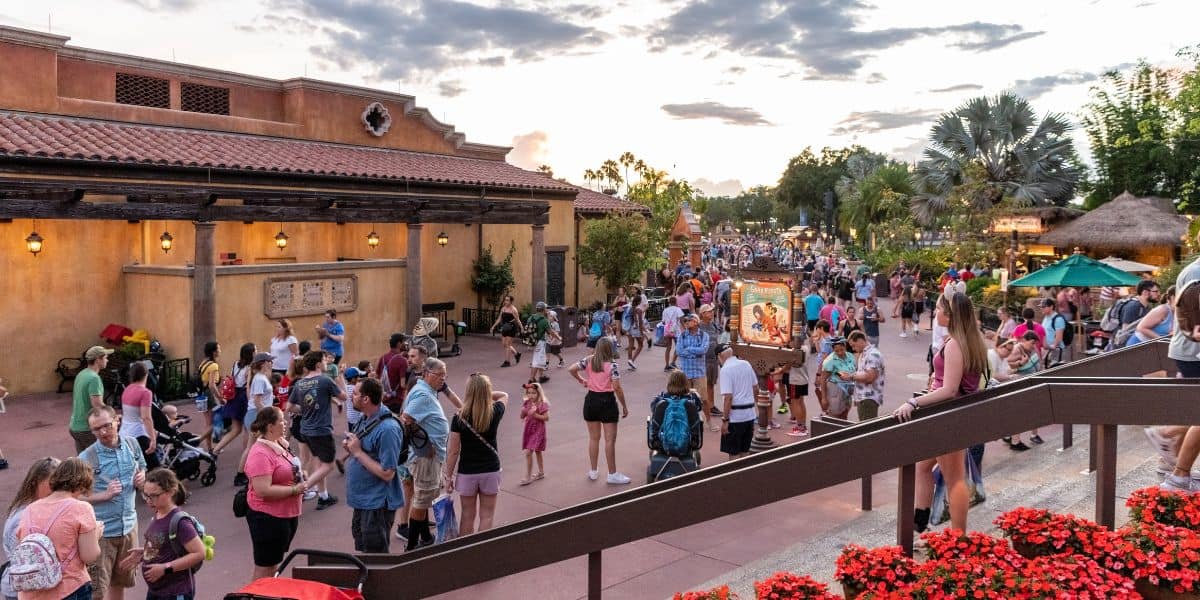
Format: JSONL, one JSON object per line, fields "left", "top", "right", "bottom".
{"left": 739, "top": 281, "right": 792, "bottom": 346}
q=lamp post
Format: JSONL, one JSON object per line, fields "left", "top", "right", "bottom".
{"left": 274, "top": 223, "right": 289, "bottom": 251}
{"left": 366, "top": 230, "right": 381, "bottom": 250}
{"left": 437, "top": 231, "right": 449, "bottom": 247}
{"left": 25, "top": 229, "right": 44, "bottom": 257}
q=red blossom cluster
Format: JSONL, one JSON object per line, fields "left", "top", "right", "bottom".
{"left": 672, "top": 584, "right": 734, "bottom": 600}
{"left": 992, "top": 507, "right": 1114, "bottom": 559}
{"left": 752, "top": 573, "right": 839, "bottom": 600}
{"left": 1127, "top": 487, "right": 1200, "bottom": 530}
{"left": 1119, "top": 521, "right": 1200, "bottom": 593}
{"left": 834, "top": 544, "right": 917, "bottom": 594}
{"left": 918, "top": 529, "right": 1025, "bottom": 569}
{"left": 1021, "top": 554, "right": 1139, "bottom": 599}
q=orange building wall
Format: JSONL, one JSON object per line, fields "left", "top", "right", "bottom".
{"left": 0, "top": 42, "right": 59, "bottom": 113}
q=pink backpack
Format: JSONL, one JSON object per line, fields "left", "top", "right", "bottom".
{"left": 10, "top": 500, "right": 76, "bottom": 592}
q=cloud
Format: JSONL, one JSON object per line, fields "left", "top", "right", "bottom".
{"left": 437, "top": 80, "right": 466, "bottom": 98}
{"left": 692, "top": 177, "right": 745, "bottom": 197}
{"left": 234, "top": 14, "right": 317, "bottom": 35}
{"left": 865, "top": 72, "right": 886, "bottom": 84}
{"left": 832, "top": 109, "right": 943, "bottom": 135}
{"left": 122, "top": 0, "right": 199, "bottom": 9}
{"left": 508, "top": 130, "right": 550, "bottom": 171}
{"left": 726, "top": 66, "right": 746, "bottom": 75}
{"left": 268, "top": 0, "right": 609, "bottom": 81}
{"left": 661, "top": 101, "right": 773, "bottom": 126}
{"left": 929, "top": 83, "right": 984, "bottom": 93}
{"left": 889, "top": 138, "right": 927, "bottom": 164}
{"left": 1009, "top": 71, "right": 1098, "bottom": 100}
{"left": 648, "top": 1, "right": 1043, "bottom": 79}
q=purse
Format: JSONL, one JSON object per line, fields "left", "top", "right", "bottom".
{"left": 232, "top": 487, "right": 248, "bottom": 518}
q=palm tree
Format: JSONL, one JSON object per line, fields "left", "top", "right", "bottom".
{"left": 910, "top": 93, "right": 1081, "bottom": 224}
{"left": 618, "top": 152, "right": 636, "bottom": 195}
{"left": 537, "top": 164, "right": 554, "bottom": 178}
{"left": 583, "top": 168, "right": 599, "bottom": 190}
{"left": 838, "top": 160, "right": 915, "bottom": 241}
{"left": 600, "top": 159, "right": 623, "bottom": 193}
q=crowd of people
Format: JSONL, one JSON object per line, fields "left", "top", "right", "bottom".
{"left": 4, "top": 234, "right": 1200, "bottom": 599}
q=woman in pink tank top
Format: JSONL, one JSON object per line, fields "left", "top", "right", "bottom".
{"left": 568, "top": 338, "right": 631, "bottom": 485}
{"left": 893, "top": 292, "right": 988, "bottom": 533}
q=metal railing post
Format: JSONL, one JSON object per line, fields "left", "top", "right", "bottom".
{"left": 861, "top": 475, "right": 872, "bottom": 511}
{"left": 588, "top": 551, "right": 602, "bottom": 599}
{"left": 1095, "top": 424, "right": 1118, "bottom": 529}
{"left": 897, "top": 463, "right": 915, "bottom": 556}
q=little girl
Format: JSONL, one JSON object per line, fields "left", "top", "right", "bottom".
{"left": 519, "top": 382, "right": 550, "bottom": 485}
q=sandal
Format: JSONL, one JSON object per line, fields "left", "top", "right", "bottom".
{"left": 519, "top": 478, "right": 532, "bottom": 486}
{"left": 533, "top": 472, "right": 545, "bottom": 481}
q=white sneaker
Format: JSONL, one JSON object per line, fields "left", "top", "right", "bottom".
{"left": 1145, "top": 427, "right": 1178, "bottom": 465}
{"left": 303, "top": 489, "right": 318, "bottom": 501}
{"left": 587, "top": 470, "right": 599, "bottom": 481}
{"left": 1161, "top": 474, "right": 1195, "bottom": 493}
{"left": 1154, "top": 458, "right": 1200, "bottom": 480}
{"left": 899, "top": 332, "right": 908, "bottom": 338}
{"left": 606, "top": 472, "right": 631, "bottom": 485}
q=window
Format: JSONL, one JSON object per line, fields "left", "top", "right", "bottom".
{"left": 180, "top": 82, "right": 230, "bottom": 115}
{"left": 115, "top": 73, "right": 169, "bottom": 109}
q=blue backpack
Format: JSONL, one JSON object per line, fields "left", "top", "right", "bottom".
{"left": 658, "top": 395, "right": 691, "bottom": 456}
{"left": 588, "top": 312, "right": 605, "bottom": 341}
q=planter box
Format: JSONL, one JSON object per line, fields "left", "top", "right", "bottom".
{"left": 842, "top": 583, "right": 863, "bottom": 599}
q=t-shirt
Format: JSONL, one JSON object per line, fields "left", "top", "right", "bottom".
{"left": 1042, "top": 313, "right": 1067, "bottom": 350}
{"left": 718, "top": 357, "right": 758, "bottom": 424}
{"left": 118, "top": 383, "right": 153, "bottom": 439}
{"left": 403, "top": 380, "right": 449, "bottom": 463}
{"left": 819, "top": 304, "right": 841, "bottom": 331}
{"left": 244, "top": 441, "right": 302, "bottom": 518}
{"left": 347, "top": 407, "right": 405, "bottom": 510}
{"left": 377, "top": 350, "right": 408, "bottom": 406}
{"left": 1013, "top": 322, "right": 1047, "bottom": 351}
{"left": 250, "top": 372, "right": 274, "bottom": 410}
{"left": 269, "top": 336, "right": 298, "bottom": 371}
{"left": 804, "top": 294, "right": 824, "bottom": 322}
{"left": 1169, "top": 259, "right": 1200, "bottom": 362}
{"left": 450, "top": 401, "right": 505, "bottom": 475}
{"left": 199, "top": 360, "right": 220, "bottom": 398}
{"left": 141, "top": 507, "right": 198, "bottom": 596}
{"left": 275, "top": 375, "right": 291, "bottom": 411}
{"left": 590, "top": 310, "right": 612, "bottom": 336}
{"left": 83, "top": 436, "right": 146, "bottom": 538}
{"left": 320, "top": 320, "right": 345, "bottom": 357}
{"left": 70, "top": 367, "right": 104, "bottom": 432}
{"left": 1119, "top": 299, "right": 1149, "bottom": 326}
{"left": 661, "top": 306, "right": 684, "bottom": 337}
{"left": 788, "top": 348, "right": 809, "bottom": 386}
{"left": 578, "top": 358, "right": 621, "bottom": 392}
{"left": 861, "top": 306, "right": 881, "bottom": 337}
{"left": 15, "top": 498, "right": 97, "bottom": 600}
{"left": 822, "top": 352, "right": 856, "bottom": 384}
{"left": 852, "top": 345, "right": 886, "bottom": 405}
{"left": 232, "top": 362, "right": 250, "bottom": 388}
{"left": 292, "top": 374, "right": 339, "bottom": 437}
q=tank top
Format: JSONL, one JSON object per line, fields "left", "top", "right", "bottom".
{"left": 931, "top": 343, "right": 982, "bottom": 396}
{"left": 582, "top": 360, "right": 616, "bottom": 393}
{"left": 1129, "top": 307, "right": 1174, "bottom": 345}
{"left": 500, "top": 311, "right": 516, "bottom": 324}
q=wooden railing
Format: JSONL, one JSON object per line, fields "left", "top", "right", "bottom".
{"left": 295, "top": 340, "right": 1199, "bottom": 598}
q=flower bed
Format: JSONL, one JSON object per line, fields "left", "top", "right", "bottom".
{"left": 834, "top": 545, "right": 916, "bottom": 598}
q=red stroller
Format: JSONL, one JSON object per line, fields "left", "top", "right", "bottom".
{"left": 224, "top": 549, "right": 367, "bottom": 600}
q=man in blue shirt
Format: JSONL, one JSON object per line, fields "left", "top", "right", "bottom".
{"left": 804, "top": 285, "right": 825, "bottom": 333}
{"left": 316, "top": 309, "right": 346, "bottom": 364}
{"left": 344, "top": 377, "right": 404, "bottom": 553}
{"left": 82, "top": 405, "right": 146, "bottom": 600}
{"left": 675, "top": 313, "right": 711, "bottom": 395}
{"left": 1039, "top": 298, "right": 1072, "bottom": 365}
{"left": 400, "top": 358, "right": 460, "bottom": 550}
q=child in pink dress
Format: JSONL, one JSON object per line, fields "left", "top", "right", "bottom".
{"left": 519, "top": 382, "right": 550, "bottom": 485}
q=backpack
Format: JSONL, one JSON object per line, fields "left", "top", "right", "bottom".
{"left": 1100, "top": 297, "right": 1138, "bottom": 333}
{"left": 380, "top": 358, "right": 398, "bottom": 404}
{"left": 190, "top": 360, "right": 212, "bottom": 397}
{"left": 168, "top": 511, "right": 212, "bottom": 574}
{"left": 588, "top": 315, "right": 604, "bottom": 341}
{"left": 657, "top": 395, "right": 692, "bottom": 457}
{"left": 1053, "top": 313, "right": 1075, "bottom": 347}
{"left": 1112, "top": 319, "right": 1142, "bottom": 349}
{"left": 10, "top": 501, "right": 75, "bottom": 592}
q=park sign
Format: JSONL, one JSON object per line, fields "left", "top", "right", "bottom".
{"left": 738, "top": 281, "right": 793, "bottom": 347}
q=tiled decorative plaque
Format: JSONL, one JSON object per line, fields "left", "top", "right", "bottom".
{"left": 265, "top": 275, "right": 358, "bottom": 318}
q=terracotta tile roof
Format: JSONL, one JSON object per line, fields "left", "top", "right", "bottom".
{"left": 0, "top": 112, "right": 574, "bottom": 192}
{"left": 568, "top": 184, "right": 651, "bottom": 215}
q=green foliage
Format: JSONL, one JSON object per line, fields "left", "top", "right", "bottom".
{"left": 115, "top": 342, "right": 144, "bottom": 361}
{"left": 776, "top": 146, "right": 871, "bottom": 232}
{"left": 471, "top": 243, "right": 516, "bottom": 309}
{"left": 837, "top": 157, "right": 915, "bottom": 245}
{"left": 578, "top": 213, "right": 662, "bottom": 292}
{"left": 965, "top": 276, "right": 994, "bottom": 305}
{"left": 911, "top": 93, "right": 1082, "bottom": 224}
{"left": 1158, "top": 253, "right": 1199, "bottom": 289}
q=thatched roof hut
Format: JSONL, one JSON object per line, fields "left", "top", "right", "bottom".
{"left": 1039, "top": 192, "right": 1188, "bottom": 248}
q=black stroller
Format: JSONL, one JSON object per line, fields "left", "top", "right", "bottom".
{"left": 646, "top": 392, "right": 704, "bottom": 483}
{"left": 151, "top": 400, "right": 218, "bottom": 487}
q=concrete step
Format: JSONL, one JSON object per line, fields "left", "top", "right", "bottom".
{"left": 680, "top": 424, "right": 1165, "bottom": 598}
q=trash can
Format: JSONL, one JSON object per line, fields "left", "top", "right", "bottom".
{"left": 557, "top": 306, "right": 580, "bottom": 348}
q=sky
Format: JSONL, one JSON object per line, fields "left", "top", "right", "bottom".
{"left": 2, "top": 0, "right": 1196, "bottom": 197}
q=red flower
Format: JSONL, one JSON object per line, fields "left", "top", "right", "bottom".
{"left": 1127, "top": 487, "right": 1200, "bottom": 531}
{"left": 752, "top": 572, "right": 838, "bottom": 600}
{"left": 673, "top": 584, "right": 735, "bottom": 600}
{"left": 834, "top": 544, "right": 917, "bottom": 593}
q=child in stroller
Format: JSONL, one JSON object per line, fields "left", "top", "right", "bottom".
{"left": 152, "top": 399, "right": 219, "bottom": 487}
{"left": 646, "top": 371, "right": 705, "bottom": 483}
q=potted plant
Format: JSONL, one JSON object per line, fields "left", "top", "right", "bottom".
{"left": 1128, "top": 487, "right": 1200, "bottom": 531}
{"left": 1119, "top": 521, "right": 1200, "bottom": 600}
{"left": 993, "top": 507, "right": 1115, "bottom": 559}
{"left": 753, "top": 572, "right": 839, "bottom": 600}
{"left": 1022, "top": 554, "right": 1138, "bottom": 598}
{"left": 834, "top": 544, "right": 916, "bottom": 599}
{"left": 672, "top": 584, "right": 735, "bottom": 600}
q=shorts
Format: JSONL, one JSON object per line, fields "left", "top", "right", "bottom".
{"left": 720, "top": 420, "right": 755, "bottom": 455}
{"left": 826, "top": 383, "right": 851, "bottom": 418}
{"left": 87, "top": 528, "right": 138, "bottom": 594}
{"left": 226, "top": 387, "right": 249, "bottom": 422}
{"left": 289, "top": 417, "right": 305, "bottom": 444}
{"left": 548, "top": 344, "right": 563, "bottom": 356}
{"left": 531, "top": 341, "right": 549, "bottom": 369}
{"left": 408, "top": 455, "right": 443, "bottom": 510}
{"left": 305, "top": 433, "right": 337, "bottom": 464}
{"left": 789, "top": 384, "right": 809, "bottom": 398}
{"left": 900, "top": 304, "right": 914, "bottom": 319}
{"left": 351, "top": 508, "right": 396, "bottom": 553}
{"left": 70, "top": 428, "right": 97, "bottom": 454}
{"left": 704, "top": 359, "right": 719, "bottom": 379}
{"left": 1176, "top": 360, "right": 1200, "bottom": 378}
{"left": 456, "top": 470, "right": 502, "bottom": 496}
{"left": 246, "top": 508, "right": 299, "bottom": 567}
{"left": 583, "top": 391, "right": 619, "bottom": 423}
{"left": 855, "top": 399, "right": 880, "bottom": 421}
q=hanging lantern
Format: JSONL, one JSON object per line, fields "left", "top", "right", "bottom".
{"left": 159, "top": 231, "right": 174, "bottom": 254}
{"left": 366, "top": 229, "right": 381, "bottom": 250}
{"left": 437, "top": 231, "right": 449, "bottom": 247}
{"left": 274, "top": 224, "right": 289, "bottom": 251}
{"left": 25, "top": 229, "right": 44, "bottom": 256}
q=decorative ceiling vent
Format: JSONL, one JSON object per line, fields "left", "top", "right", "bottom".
{"left": 361, "top": 102, "right": 392, "bottom": 137}
{"left": 115, "top": 73, "right": 169, "bottom": 109}
{"left": 181, "top": 82, "right": 231, "bottom": 115}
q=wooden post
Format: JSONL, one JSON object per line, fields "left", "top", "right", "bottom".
{"left": 191, "top": 221, "right": 216, "bottom": 367}
{"left": 531, "top": 224, "right": 546, "bottom": 304}
{"left": 1062, "top": 423, "right": 1073, "bottom": 450}
{"left": 1095, "top": 424, "right": 1118, "bottom": 529}
{"left": 588, "top": 551, "right": 602, "bottom": 600}
{"left": 407, "top": 223, "right": 423, "bottom": 330}
{"left": 897, "top": 463, "right": 916, "bottom": 556}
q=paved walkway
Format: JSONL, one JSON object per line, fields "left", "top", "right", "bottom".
{"left": 0, "top": 299, "right": 954, "bottom": 599}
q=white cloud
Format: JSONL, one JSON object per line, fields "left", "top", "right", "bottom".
{"left": 508, "top": 130, "right": 551, "bottom": 171}
{"left": 692, "top": 177, "right": 744, "bottom": 197}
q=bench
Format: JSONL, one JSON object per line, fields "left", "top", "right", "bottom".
{"left": 55, "top": 354, "right": 85, "bottom": 393}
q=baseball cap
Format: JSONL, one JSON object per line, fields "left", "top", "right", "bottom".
{"left": 252, "top": 352, "right": 273, "bottom": 365}
{"left": 714, "top": 343, "right": 732, "bottom": 355}
{"left": 85, "top": 346, "right": 114, "bottom": 361}
{"left": 343, "top": 367, "right": 362, "bottom": 380}
{"left": 682, "top": 312, "right": 699, "bottom": 322}
{"left": 698, "top": 303, "right": 715, "bottom": 314}
{"left": 1040, "top": 298, "right": 1056, "bottom": 308}
{"left": 535, "top": 301, "right": 547, "bottom": 310}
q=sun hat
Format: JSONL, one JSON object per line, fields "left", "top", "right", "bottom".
{"left": 413, "top": 317, "right": 440, "bottom": 337}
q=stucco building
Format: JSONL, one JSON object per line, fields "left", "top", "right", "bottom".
{"left": 0, "top": 25, "right": 643, "bottom": 394}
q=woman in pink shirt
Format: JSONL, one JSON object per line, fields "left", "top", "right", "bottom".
{"left": 15, "top": 458, "right": 102, "bottom": 600}
{"left": 243, "top": 407, "right": 310, "bottom": 582}
{"left": 675, "top": 283, "right": 696, "bottom": 315}
{"left": 568, "top": 338, "right": 630, "bottom": 485}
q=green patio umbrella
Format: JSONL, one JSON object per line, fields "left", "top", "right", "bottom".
{"left": 1009, "top": 254, "right": 1142, "bottom": 288}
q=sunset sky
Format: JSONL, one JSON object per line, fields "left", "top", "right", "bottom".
{"left": 3, "top": 0, "right": 1195, "bottom": 196}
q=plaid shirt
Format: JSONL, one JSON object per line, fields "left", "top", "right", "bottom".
{"left": 676, "top": 328, "right": 710, "bottom": 380}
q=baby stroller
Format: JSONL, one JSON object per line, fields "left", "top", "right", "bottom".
{"left": 225, "top": 549, "right": 367, "bottom": 600}
{"left": 151, "top": 400, "right": 218, "bottom": 487}
{"left": 646, "top": 392, "right": 704, "bottom": 483}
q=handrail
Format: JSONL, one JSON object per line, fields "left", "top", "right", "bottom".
{"left": 295, "top": 340, "right": 1196, "bottom": 598}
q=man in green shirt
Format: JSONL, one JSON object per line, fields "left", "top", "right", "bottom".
{"left": 528, "top": 302, "right": 551, "bottom": 384}
{"left": 70, "top": 345, "right": 113, "bottom": 452}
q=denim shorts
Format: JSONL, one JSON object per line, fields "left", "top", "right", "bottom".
{"left": 455, "top": 470, "right": 502, "bottom": 496}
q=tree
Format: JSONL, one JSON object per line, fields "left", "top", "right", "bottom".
{"left": 536, "top": 164, "right": 554, "bottom": 178}
{"left": 577, "top": 213, "right": 662, "bottom": 291}
{"left": 600, "top": 159, "right": 623, "bottom": 193}
{"left": 1081, "top": 62, "right": 1176, "bottom": 209}
{"left": 776, "top": 146, "right": 871, "bottom": 232}
{"left": 618, "top": 151, "right": 636, "bottom": 195}
{"left": 470, "top": 243, "right": 516, "bottom": 308}
{"left": 837, "top": 158, "right": 914, "bottom": 243}
{"left": 745, "top": 185, "right": 775, "bottom": 229}
{"left": 699, "top": 196, "right": 735, "bottom": 230}
{"left": 910, "top": 93, "right": 1081, "bottom": 224}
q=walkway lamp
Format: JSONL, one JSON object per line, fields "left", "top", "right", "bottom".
{"left": 274, "top": 223, "right": 289, "bottom": 251}
{"left": 25, "top": 227, "right": 44, "bottom": 257}
{"left": 159, "top": 231, "right": 174, "bottom": 254}
{"left": 366, "top": 229, "right": 381, "bottom": 250}
{"left": 437, "top": 231, "right": 449, "bottom": 247}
